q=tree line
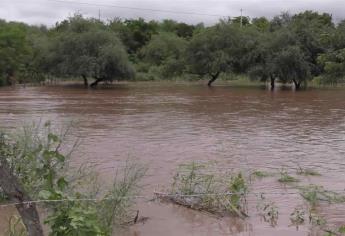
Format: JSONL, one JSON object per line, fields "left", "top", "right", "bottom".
{"left": 1, "top": 11, "right": 345, "bottom": 89}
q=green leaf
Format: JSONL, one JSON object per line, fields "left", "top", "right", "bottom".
{"left": 48, "top": 133, "right": 59, "bottom": 143}
{"left": 339, "top": 225, "right": 345, "bottom": 233}
{"left": 57, "top": 177, "right": 68, "bottom": 191}
{"left": 38, "top": 190, "right": 52, "bottom": 200}
{"left": 43, "top": 150, "right": 53, "bottom": 160}
{"left": 55, "top": 153, "right": 65, "bottom": 162}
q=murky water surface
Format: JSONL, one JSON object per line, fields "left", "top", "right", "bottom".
{"left": 1, "top": 83, "right": 345, "bottom": 235}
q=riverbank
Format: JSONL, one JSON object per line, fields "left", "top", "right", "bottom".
{"left": 2, "top": 75, "right": 345, "bottom": 90}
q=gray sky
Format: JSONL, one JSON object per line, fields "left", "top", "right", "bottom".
{"left": 1, "top": 0, "right": 345, "bottom": 26}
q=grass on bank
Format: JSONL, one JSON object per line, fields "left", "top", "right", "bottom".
{"left": 296, "top": 166, "right": 321, "bottom": 176}
{"left": 251, "top": 170, "right": 273, "bottom": 179}
{"left": 278, "top": 169, "right": 300, "bottom": 183}
{"left": 4, "top": 69, "right": 345, "bottom": 89}
{"left": 256, "top": 194, "right": 279, "bottom": 227}
{"left": 0, "top": 122, "right": 147, "bottom": 236}
{"left": 156, "top": 162, "right": 249, "bottom": 218}
{"left": 2, "top": 123, "right": 345, "bottom": 235}
{"left": 299, "top": 185, "right": 345, "bottom": 209}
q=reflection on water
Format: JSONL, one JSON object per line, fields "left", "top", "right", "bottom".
{"left": 0, "top": 84, "right": 345, "bottom": 235}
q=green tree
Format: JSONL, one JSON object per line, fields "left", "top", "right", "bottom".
{"left": 141, "top": 32, "right": 187, "bottom": 65}
{"left": 273, "top": 46, "right": 311, "bottom": 89}
{"left": 318, "top": 49, "right": 345, "bottom": 84}
{"left": 185, "top": 27, "right": 231, "bottom": 86}
{"left": 269, "top": 12, "right": 292, "bottom": 31}
{"left": 47, "top": 15, "right": 134, "bottom": 87}
{"left": 289, "top": 11, "right": 334, "bottom": 76}
{"left": 140, "top": 32, "right": 187, "bottom": 77}
{"left": 175, "top": 23, "right": 195, "bottom": 38}
{"left": 120, "top": 18, "right": 158, "bottom": 55}
{"left": 0, "top": 21, "right": 32, "bottom": 85}
{"left": 19, "top": 25, "right": 49, "bottom": 84}
{"left": 186, "top": 20, "right": 264, "bottom": 86}
{"left": 232, "top": 16, "right": 251, "bottom": 27}
{"left": 249, "top": 29, "right": 312, "bottom": 89}
{"left": 317, "top": 20, "right": 345, "bottom": 84}
{"left": 159, "top": 19, "right": 178, "bottom": 32}
{"left": 252, "top": 17, "right": 270, "bottom": 31}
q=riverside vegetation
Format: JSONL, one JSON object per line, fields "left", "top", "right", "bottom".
{"left": 2, "top": 11, "right": 345, "bottom": 88}
{"left": 0, "top": 122, "right": 147, "bottom": 236}
{"left": 1, "top": 124, "right": 345, "bottom": 235}
{"left": 155, "top": 162, "right": 345, "bottom": 236}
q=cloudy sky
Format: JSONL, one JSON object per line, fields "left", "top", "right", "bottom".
{"left": 1, "top": 0, "right": 345, "bottom": 26}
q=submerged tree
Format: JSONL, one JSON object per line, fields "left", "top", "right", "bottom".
{"left": 1, "top": 10, "right": 344, "bottom": 88}
{"left": 185, "top": 22, "right": 247, "bottom": 86}
{"left": 186, "top": 28, "right": 229, "bottom": 86}
{"left": 47, "top": 15, "right": 134, "bottom": 87}
{"left": 274, "top": 46, "right": 311, "bottom": 89}
{"left": 249, "top": 27, "right": 313, "bottom": 90}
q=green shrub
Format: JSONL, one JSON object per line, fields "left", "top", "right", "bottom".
{"left": 45, "top": 203, "right": 105, "bottom": 236}
{"left": 0, "top": 76, "right": 6, "bottom": 86}
{"left": 296, "top": 166, "right": 321, "bottom": 176}
{"left": 6, "top": 216, "right": 27, "bottom": 236}
{"left": 299, "top": 185, "right": 345, "bottom": 209}
{"left": 251, "top": 170, "right": 272, "bottom": 179}
{"left": 164, "top": 162, "right": 248, "bottom": 218}
{"left": 1, "top": 122, "right": 146, "bottom": 236}
{"left": 134, "top": 72, "right": 157, "bottom": 81}
{"left": 256, "top": 194, "right": 279, "bottom": 227}
{"left": 278, "top": 169, "right": 299, "bottom": 183}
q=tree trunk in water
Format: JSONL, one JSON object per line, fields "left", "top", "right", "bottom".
{"left": 82, "top": 75, "right": 88, "bottom": 87}
{"left": 270, "top": 76, "right": 275, "bottom": 90}
{"left": 207, "top": 72, "right": 220, "bottom": 87}
{"left": 0, "top": 159, "right": 43, "bottom": 236}
{"left": 293, "top": 79, "right": 301, "bottom": 90}
{"left": 90, "top": 77, "right": 104, "bottom": 88}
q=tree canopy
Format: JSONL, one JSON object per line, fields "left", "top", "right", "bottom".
{"left": 1, "top": 10, "right": 345, "bottom": 88}
{"left": 0, "top": 22, "right": 31, "bottom": 85}
{"left": 46, "top": 15, "right": 134, "bottom": 87}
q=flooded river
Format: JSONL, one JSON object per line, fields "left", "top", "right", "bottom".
{"left": 0, "top": 83, "right": 345, "bottom": 235}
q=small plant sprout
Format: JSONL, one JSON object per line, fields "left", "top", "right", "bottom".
{"left": 278, "top": 168, "right": 300, "bottom": 183}
{"left": 339, "top": 225, "right": 345, "bottom": 234}
{"left": 256, "top": 194, "right": 279, "bottom": 227}
{"left": 296, "top": 165, "right": 321, "bottom": 176}
{"left": 309, "top": 212, "right": 327, "bottom": 227}
{"left": 227, "top": 173, "right": 248, "bottom": 218}
{"left": 251, "top": 170, "right": 272, "bottom": 179}
{"left": 290, "top": 207, "right": 305, "bottom": 229}
{"left": 6, "top": 216, "right": 27, "bottom": 236}
{"left": 323, "top": 226, "right": 345, "bottom": 236}
{"left": 299, "top": 185, "right": 345, "bottom": 209}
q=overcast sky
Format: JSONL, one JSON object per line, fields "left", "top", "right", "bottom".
{"left": 1, "top": 0, "right": 345, "bottom": 26}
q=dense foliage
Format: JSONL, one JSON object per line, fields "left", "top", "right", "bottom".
{"left": 1, "top": 11, "right": 345, "bottom": 88}
{"left": 0, "top": 123, "right": 146, "bottom": 235}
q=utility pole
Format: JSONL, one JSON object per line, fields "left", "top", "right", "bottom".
{"left": 240, "top": 8, "right": 243, "bottom": 27}
{"left": 98, "top": 9, "right": 101, "bottom": 21}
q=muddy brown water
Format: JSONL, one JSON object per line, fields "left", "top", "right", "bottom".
{"left": 0, "top": 83, "right": 345, "bottom": 235}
